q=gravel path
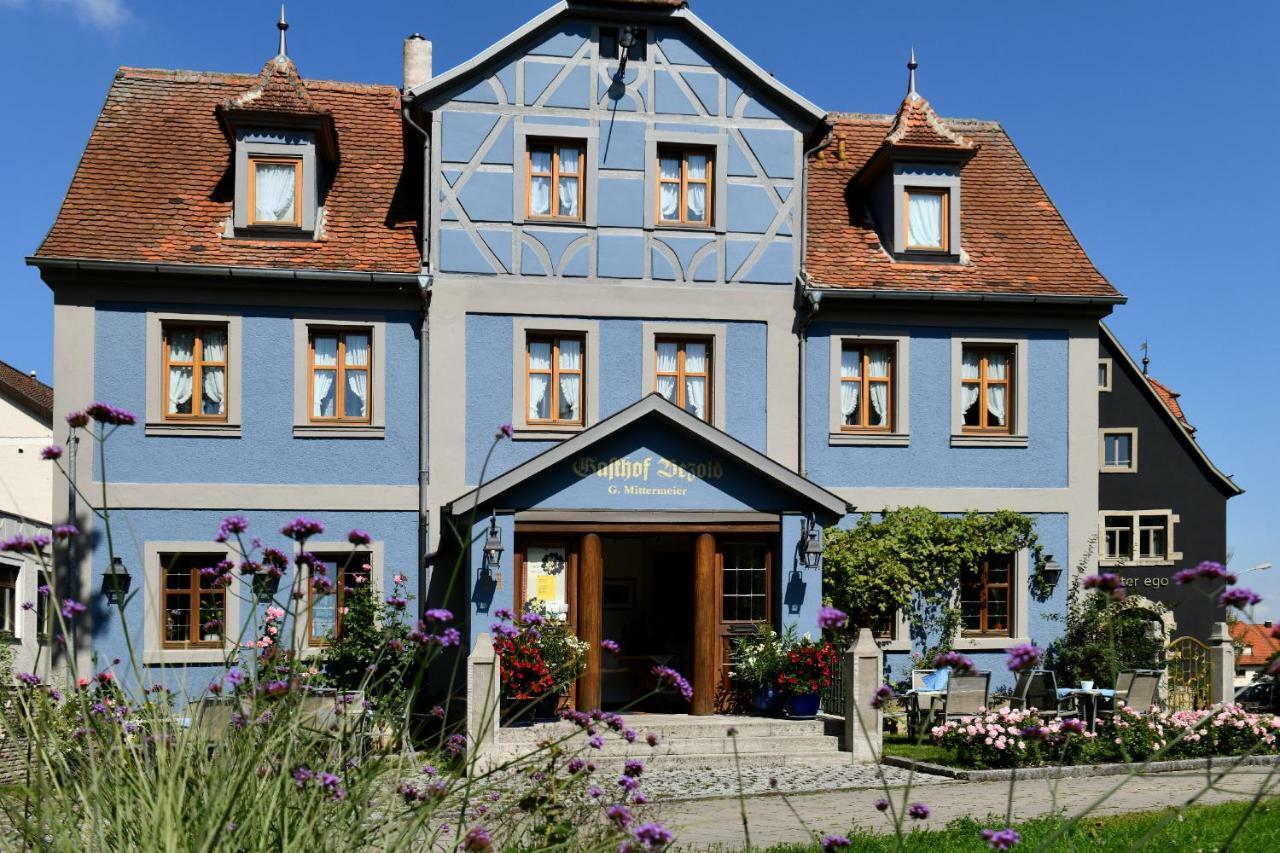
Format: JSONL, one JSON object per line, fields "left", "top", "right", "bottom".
{"left": 643, "top": 762, "right": 951, "bottom": 801}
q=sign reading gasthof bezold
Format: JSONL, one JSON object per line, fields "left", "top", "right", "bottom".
{"left": 572, "top": 455, "right": 724, "bottom": 496}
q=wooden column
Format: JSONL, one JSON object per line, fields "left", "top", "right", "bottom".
{"left": 691, "top": 532, "right": 717, "bottom": 715}
{"left": 576, "top": 533, "right": 603, "bottom": 712}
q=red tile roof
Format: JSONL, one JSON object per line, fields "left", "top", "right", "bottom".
{"left": 0, "top": 360, "right": 53, "bottom": 422}
{"left": 1147, "top": 376, "right": 1194, "bottom": 433}
{"left": 34, "top": 66, "right": 419, "bottom": 274}
{"left": 1230, "top": 622, "right": 1280, "bottom": 667}
{"left": 806, "top": 113, "right": 1123, "bottom": 300}
{"left": 222, "top": 55, "right": 327, "bottom": 117}
{"left": 884, "top": 94, "right": 975, "bottom": 151}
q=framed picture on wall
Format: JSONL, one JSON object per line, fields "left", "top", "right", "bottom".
{"left": 602, "top": 578, "right": 635, "bottom": 610}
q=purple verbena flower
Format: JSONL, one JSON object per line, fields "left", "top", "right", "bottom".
{"left": 623, "top": 758, "right": 644, "bottom": 778}
{"left": 601, "top": 638, "right": 621, "bottom": 654}
{"left": 651, "top": 665, "right": 693, "bottom": 702}
{"left": 622, "top": 728, "right": 637, "bottom": 743}
{"left": 633, "top": 822, "right": 674, "bottom": 848}
{"left": 15, "top": 672, "right": 41, "bottom": 687}
{"left": 1174, "top": 561, "right": 1237, "bottom": 586}
{"left": 587, "top": 785, "right": 603, "bottom": 798}
{"left": 980, "top": 827, "right": 1021, "bottom": 851}
{"left": 425, "top": 608, "right": 453, "bottom": 622}
{"left": 817, "top": 605, "right": 848, "bottom": 631}
{"left": 1220, "top": 587, "right": 1262, "bottom": 609}
{"left": 41, "top": 445, "right": 63, "bottom": 461}
{"left": 907, "top": 802, "right": 930, "bottom": 820}
{"left": 497, "top": 423, "right": 513, "bottom": 439}
{"left": 86, "top": 402, "right": 137, "bottom": 426}
{"left": 932, "top": 651, "right": 975, "bottom": 675}
{"left": 567, "top": 757, "right": 585, "bottom": 774}
{"left": 65, "top": 410, "right": 89, "bottom": 428}
{"left": 280, "top": 517, "right": 325, "bottom": 541}
{"left": 1005, "top": 643, "right": 1041, "bottom": 673}
{"left": 646, "top": 732, "right": 660, "bottom": 747}
{"left": 347, "top": 529, "right": 372, "bottom": 546}
{"left": 871, "top": 683, "right": 894, "bottom": 709}
{"left": 821, "top": 835, "right": 853, "bottom": 852}
{"left": 874, "top": 797, "right": 890, "bottom": 812}
{"left": 462, "top": 826, "right": 492, "bottom": 852}
{"left": 606, "top": 804, "right": 633, "bottom": 829}
{"left": 53, "top": 524, "right": 77, "bottom": 540}
{"left": 1082, "top": 572, "right": 1127, "bottom": 601}
{"left": 61, "top": 599, "right": 86, "bottom": 619}
{"left": 385, "top": 595, "right": 408, "bottom": 609}
{"left": 218, "top": 516, "right": 249, "bottom": 541}
{"left": 589, "top": 734, "right": 604, "bottom": 749}
{"left": 617, "top": 775, "right": 640, "bottom": 792}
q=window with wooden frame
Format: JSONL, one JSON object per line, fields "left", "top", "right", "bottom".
{"left": 526, "top": 334, "right": 584, "bottom": 425}
{"left": 961, "top": 345, "right": 1014, "bottom": 433}
{"left": 248, "top": 155, "right": 302, "bottom": 227}
{"left": 904, "top": 187, "right": 949, "bottom": 251}
{"left": 527, "top": 141, "right": 584, "bottom": 221}
{"left": 657, "top": 147, "right": 713, "bottom": 227}
{"left": 162, "top": 324, "right": 228, "bottom": 421}
{"left": 309, "top": 329, "right": 372, "bottom": 424}
{"left": 720, "top": 542, "right": 771, "bottom": 624}
{"left": 36, "top": 568, "right": 52, "bottom": 641}
{"left": 960, "top": 553, "right": 1012, "bottom": 637}
{"left": 0, "top": 564, "right": 16, "bottom": 636}
{"left": 306, "top": 552, "right": 371, "bottom": 646}
{"left": 1101, "top": 512, "right": 1176, "bottom": 564}
{"left": 655, "top": 337, "right": 712, "bottom": 422}
{"left": 839, "top": 342, "right": 894, "bottom": 430}
{"left": 160, "top": 554, "right": 227, "bottom": 648}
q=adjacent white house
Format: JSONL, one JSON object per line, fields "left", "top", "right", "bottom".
{"left": 0, "top": 360, "right": 54, "bottom": 675}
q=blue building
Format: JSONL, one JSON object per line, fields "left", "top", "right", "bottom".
{"left": 31, "top": 1, "right": 1123, "bottom": 711}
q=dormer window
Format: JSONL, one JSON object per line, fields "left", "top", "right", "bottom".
{"left": 249, "top": 156, "right": 302, "bottom": 227}
{"left": 904, "top": 188, "right": 949, "bottom": 252}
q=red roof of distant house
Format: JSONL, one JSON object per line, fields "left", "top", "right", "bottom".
{"left": 806, "top": 113, "right": 1123, "bottom": 300}
{"left": 34, "top": 66, "right": 419, "bottom": 274}
{"left": 0, "top": 360, "right": 53, "bottom": 422}
{"left": 1231, "top": 622, "right": 1280, "bottom": 667}
{"left": 1147, "top": 376, "right": 1195, "bottom": 433}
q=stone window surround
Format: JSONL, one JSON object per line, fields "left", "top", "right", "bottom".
{"left": 1098, "top": 357, "right": 1113, "bottom": 392}
{"left": 292, "top": 314, "right": 387, "bottom": 439}
{"left": 640, "top": 322, "right": 728, "bottom": 429}
{"left": 949, "top": 334, "right": 1030, "bottom": 448}
{"left": 233, "top": 132, "right": 319, "bottom": 234}
{"left": 512, "top": 122, "right": 599, "bottom": 228}
{"left": 142, "top": 541, "right": 240, "bottom": 665}
{"left": 299, "top": 540, "right": 384, "bottom": 656}
{"left": 952, "top": 549, "right": 1032, "bottom": 652}
{"left": 1099, "top": 427, "right": 1139, "bottom": 474}
{"left": 1099, "top": 510, "right": 1183, "bottom": 567}
{"left": 644, "top": 129, "right": 729, "bottom": 235}
{"left": 510, "top": 318, "right": 601, "bottom": 440}
{"left": 145, "top": 311, "right": 244, "bottom": 437}
{"left": 892, "top": 164, "right": 962, "bottom": 259}
{"left": 0, "top": 555, "right": 21, "bottom": 640}
{"left": 827, "top": 332, "right": 911, "bottom": 446}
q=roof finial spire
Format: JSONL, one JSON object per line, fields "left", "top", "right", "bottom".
{"left": 277, "top": 3, "right": 289, "bottom": 57}
{"left": 907, "top": 47, "right": 918, "bottom": 99}
{"left": 1140, "top": 340, "right": 1150, "bottom": 375}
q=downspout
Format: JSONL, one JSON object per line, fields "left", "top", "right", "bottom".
{"left": 403, "top": 99, "right": 433, "bottom": 591}
{"left": 797, "top": 126, "right": 834, "bottom": 479}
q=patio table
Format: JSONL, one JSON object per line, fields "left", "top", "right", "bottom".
{"left": 1056, "top": 687, "right": 1115, "bottom": 731}
{"left": 903, "top": 689, "right": 943, "bottom": 736}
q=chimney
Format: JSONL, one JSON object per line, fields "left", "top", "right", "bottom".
{"left": 403, "top": 34, "right": 432, "bottom": 92}
{"left": 28, "top": 370, "right": 36, "bottom": 379}
{"left": 1267, "top": 621, "right": 1274, "bottom": 629}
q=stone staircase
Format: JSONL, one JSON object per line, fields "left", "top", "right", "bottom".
{"left": 489, "top": 713, "right": 848, "bottom": 771}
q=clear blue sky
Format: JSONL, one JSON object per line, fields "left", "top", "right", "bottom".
{"left": 2, "top": 1, "right": 1277, "bottom": 612}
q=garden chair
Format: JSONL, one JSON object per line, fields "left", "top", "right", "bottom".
{"left": 926, "top": 671, "right": 991, "bottom": 727}
{"left": 1008, "top": 670, "right": 1066, "bottom": 719}
{"left": 905, "top": 668, "right": 949, "bottom": 737}
{"left": 1119, "top": 670, "right": 1162, "bottom": 713}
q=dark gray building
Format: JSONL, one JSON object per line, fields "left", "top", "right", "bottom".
{"left": 1098, "top": 325, "right": 1242, "bottom": 640}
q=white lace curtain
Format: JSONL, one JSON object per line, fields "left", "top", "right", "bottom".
{"left": 656, "top": 342, "right": 678, "bottom": 402}
{"left": 907, "top": 192, "right": 942, "bottom": 248}
{"left": 344, "top": 333, "right": 369, "bottom": 418}
{"left": 557, "top": 146, "right": 579, "bottom": 218}
{"left": 867, "top": 346, "right": 890, "bottom": 426}
{"left": 528, "top": 341, "right": 552, "bottom": 419}
{"left": 986, "top": 354, "right": 1007, "bottom": 426}
{"left": 686, "top": 155, "right": 708, "bottom": 222}
{"left": 683, "top": 342, "right": 707, "bottom": 419}
{"left": 255, "top": 162, "right": 297, "bottom": 223}
{"left": 530, "top": 150, "right": 553, "bottom": 216}
{"left": 961, "top": 349, "right": 981, "bottom": 421}
{"left": 659, "top": 157, "right": 680, "bottom": 220}
{"left": 840, "top": 347, "right": 860, "bottom": 424}
{"left": 558, "top": 339, "right": 581, "bottom": 421}
{"left": 167, "top": 330, "right": 194, "bottom": 415}
{"left": 201, "top": 330, "right": 226, "bottom": 416}
{"left": 313, "top": 336, "right": 338, "bottom": 418}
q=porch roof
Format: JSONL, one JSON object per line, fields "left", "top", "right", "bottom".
{"left": 448, "top": 394, "right": 849, "bottom": 518}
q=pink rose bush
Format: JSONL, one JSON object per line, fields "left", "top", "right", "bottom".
{"left": 931, "top": 707, "right": 1097, "bottom": 769}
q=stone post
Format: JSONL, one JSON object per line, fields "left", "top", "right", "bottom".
{"left": 1146, "top": 620, "right": 1170, "bottom": 707}
{"left": 467, "top": 632, "right": 501, "bottom": 763}
{"left": 1208, "top": 621, "right": 1236, "bottom": 706}
{"left": 843, "top": 628, "right": 884, "bottom": 765}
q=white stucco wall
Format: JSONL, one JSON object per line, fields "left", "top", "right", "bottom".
{"left": 0, "top": 392, "right": 53, "bottom": 525}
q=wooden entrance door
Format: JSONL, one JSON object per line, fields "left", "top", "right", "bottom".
{"left": 715, "top": 541, "right": 774, "bottom": 698}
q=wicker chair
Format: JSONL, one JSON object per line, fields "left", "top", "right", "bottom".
{"left": 926, "top": 671, "right": 992, "bottom": 727}
{"left": 1008, "top": 670, "right": 1066, "bottom": 719}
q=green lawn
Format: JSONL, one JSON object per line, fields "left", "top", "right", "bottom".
{"left": 881, "top": 734, "right": 951, "bottom": 766}
{"left": 762, "top": 799, "right": 1280, "bottom": 851}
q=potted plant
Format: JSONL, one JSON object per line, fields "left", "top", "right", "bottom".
{"left": 776, "top": 636, "right": 838, "bottom": 719}
{"left": 730, "top": 623, "right": 793, "bottom": 716}
{"left": 494, "top": 602, "right": 587, "bottom": 723}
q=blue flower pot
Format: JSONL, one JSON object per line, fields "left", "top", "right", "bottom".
{"left": 750, "top": 685, "right": 786, "bottom": 716}
{"left": 786, "top": 692, "right": 821, "bottom": 720}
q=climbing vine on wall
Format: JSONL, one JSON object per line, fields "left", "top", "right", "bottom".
{"left": 821, "top": 507, "right": 1045, "bottom": 657}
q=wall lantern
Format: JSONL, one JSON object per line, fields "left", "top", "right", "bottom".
{"left": 800, "top": 516, "right": 824, "bottom": 570}
{"left": 252, "top": 568, "right": 283, "bottom": 603}
{"left": 483, "top": 512, "right": 504, "bottom": 569}
{"left": 1040, "top": 557, "right": 1063, "bottom": 588}
{"left": 617, "top": 25, "right": 638, "bottom": 73}
{"left": 103, "top": 556, "right": 132, "bottom": 604}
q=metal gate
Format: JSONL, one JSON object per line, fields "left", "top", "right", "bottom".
{"left": 1167, "top": 636, "right": 1211, "bottom": 711}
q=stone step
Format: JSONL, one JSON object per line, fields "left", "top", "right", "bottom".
{"left": 487, "top": 750, "right": 852, "bottom": 773}
{"left": 493, "top": 733, "right": 841, "bottom": 760}
{"left": 498, "top": 718, "right": 827, "bottom": 745}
